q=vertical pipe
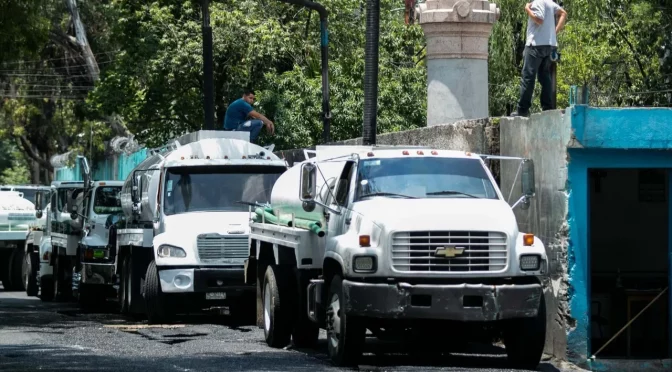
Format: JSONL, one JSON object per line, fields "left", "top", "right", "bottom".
{"left": 362, "top": 0, "right": 380, "bottom": 146}
{"left": 202, "top": 0, "right": 215, "bottom": 130}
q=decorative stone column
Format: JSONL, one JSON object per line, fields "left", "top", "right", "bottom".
{"left": 419, "top": 0, "right": 499, "bottom": 126}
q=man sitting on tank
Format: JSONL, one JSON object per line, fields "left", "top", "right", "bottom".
{"left": 223, "top": 89, "right": 275, "bottom": 143}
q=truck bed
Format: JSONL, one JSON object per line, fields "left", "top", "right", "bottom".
{"left": 249, "top": 222, "right": 324, "bottom": 270}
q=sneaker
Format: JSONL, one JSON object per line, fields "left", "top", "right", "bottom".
{"left": 510, "top": 111, "right": 530, "bottom": 117}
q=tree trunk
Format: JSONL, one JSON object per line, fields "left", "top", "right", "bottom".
{"left": 65, "top": 0, "right": 99, "bottom": 82}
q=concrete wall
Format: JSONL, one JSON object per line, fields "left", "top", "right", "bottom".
{"left": 499, "top": 109, "right": 573, "bottom": 359}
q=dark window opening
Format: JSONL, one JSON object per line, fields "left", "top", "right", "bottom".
{"left": 589, "top": 168, "right": 670, "bottom": 359}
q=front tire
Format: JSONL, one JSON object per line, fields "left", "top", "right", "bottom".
{"left": 23, "top": 251, "right": 39, "bottom": 296}
{"left": 503, "top": 294, "right": 547, "bottom": 369}
{"left": 262, "top": 265, "right": 292, "bottom": 348}
{"left": 143, "top": 260, "right": 172, "bottom": 324}
{"left": 326, "top": 275, "right": 365, "bottom": 367}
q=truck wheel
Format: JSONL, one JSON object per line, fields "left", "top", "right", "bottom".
{"left": 503, "top": 294, "right": 547, "bottom": 369}
{"left": 119, "top": 256, "right": 130, "bottom": 314}
{"left": 23, "top": 252, "right": 39, "bottom": 296}
{"left": 291, "top": 274, "right": 319, "bottom": 348}
{"left": 143, "top": 260, "right": 172, "bottom": 324}
{"left": 78, "top": 284, "right": 104, "bottom": 311}
{"left": 326, "top": 275, "right": 365, "bottom": 366}
{"left": 8, "top": 247, "right": 25, "bottom": 291}
{"left": 262, "top": 265, "right": 292, "bottom": 348}
{"left": 40, "top": 277, "right": 55, "bottom": 302}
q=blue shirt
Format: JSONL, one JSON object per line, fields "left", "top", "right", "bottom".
{"left": 223, "top": 98, "right": 253, "bottom": 130}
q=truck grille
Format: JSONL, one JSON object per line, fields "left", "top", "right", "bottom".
{"left": 391, "top": 231, "right": 507, "bottom": 272}
{"left": 197, "top": 235, "right": 248, "bottom": 263}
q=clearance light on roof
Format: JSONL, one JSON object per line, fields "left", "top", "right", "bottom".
{"left": 465, "top": 152, "right": 472, "bottom": 157}
{"left": 431, "top": 150, "right": 438, "bottom": 155}
{"left": 224, "top": 156, "right": 228, "bottom": 159}
{"left": 180, "top": 156, "right": 185, "bottom": 160}
{"left": 242, "top": 156, "right": 247, "bottom": 159}
{"left": 206, "top": 156, "right": 210, "bottom": 159}
{"left": 402, "top": 150, "right": 409, "bottom": 155}
{"left": 367, "top": 152, "right": 374, "bottom": 157}
{"left": 266, "top": 156, "right": 271, "bottom": 159}
{"left": 99, "top": 182, "right": 106, "bottom": 186}
{"left": 417, "top": 150, "right": 424, "bottom": 155}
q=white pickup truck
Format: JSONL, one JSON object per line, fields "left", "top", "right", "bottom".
{"left": 247, "top": 145, "right": 548, "bottom": 368}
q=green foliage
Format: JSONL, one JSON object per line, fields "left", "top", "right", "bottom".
{"left": 0, "top": 145, "right": 30, "bottom": 185}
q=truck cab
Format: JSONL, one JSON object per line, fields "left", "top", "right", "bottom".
{"left": 0, "top": 190, "right": 38, "bottom": 290}
{"left": 69, "top": 179, "right": 123, "bottom": 307}
{"left": 249, "top": 146, "right": 548, "bottom": 368}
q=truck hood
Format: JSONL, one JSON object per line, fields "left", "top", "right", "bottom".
{"left": 350, "top": 198, "right": 519, "bottom": 234}
{"left": 162, "top": 212, "right": 251, "bottom": 236}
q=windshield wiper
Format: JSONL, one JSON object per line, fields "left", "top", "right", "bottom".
{"left": 426, "top": 190, "right": 479, "bottom": 198}
{"left": 359, "top": 192, "right": 416, "bottom": 199}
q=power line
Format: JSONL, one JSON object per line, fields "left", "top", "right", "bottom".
{"left": 0, "top": 51, "right": 121, "bottom": 66}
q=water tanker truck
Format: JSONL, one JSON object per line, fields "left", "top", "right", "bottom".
{"left": 246, "top": 145, "right": 549, "bottom": 368}
{"left": 112, "top": 130, "right": 288, "bottom": 323}
{"left": 0, "top": 191, "right": 39, "bottom": 290}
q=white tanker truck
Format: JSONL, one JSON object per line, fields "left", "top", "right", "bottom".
{"left": 0, "top": 191, "right": 39, "bottom": 290}
{"left": 246, "top": 145, "right": 549, "bottom": 368}
{"left": 112, "top": 130, "right": 288, "bottom": 323}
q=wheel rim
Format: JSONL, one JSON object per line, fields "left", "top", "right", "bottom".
{"left": 263, "top": 282, "right": 271, "bottom": 333}
{"left": 327, "top": 292, "right": 341, "bottom": 350}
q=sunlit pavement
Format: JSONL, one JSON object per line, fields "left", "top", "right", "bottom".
{"left": 0, "top": 287, "right": 574, "bottom": 372}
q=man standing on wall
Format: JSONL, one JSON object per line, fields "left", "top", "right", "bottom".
{"left": 223, "top": 90, "right": 275, "bottom": 143}
{"left": 511, "top": 0, "right": 567, "bottom": 117}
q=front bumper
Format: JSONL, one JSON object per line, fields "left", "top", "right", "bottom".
{"left": 158, "top": 267, "right": 253, "bottom": 294}
{"left": 343, "top": 280, "right": 542, "bottom": 321}
{"left": 81, "top": 263, "right": 115, "bottom": 285}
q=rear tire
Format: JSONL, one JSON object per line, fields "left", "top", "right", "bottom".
{"left": 503, "top": 294, "right": 547, "bottom": 369}
{"left": 326, "top": 275, "right": 365, "bottom": 366}
{"left": 7, "top": 247, "right": 25, "bottom": 291}
{"left": 40, "top": 276, "right": 55, "bottom": 302}
{"left": 23, "top": 251, "right": 39, "bottom": 296}
{"left": 262, "top": 265, "right": 292, "bottom": 348}
{"left": 119, "top": 255, "right": 130, "bottom": 314}
{"left": 143, "top": 260, "right": 172, "bottom": 324}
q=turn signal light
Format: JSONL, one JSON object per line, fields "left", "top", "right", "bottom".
{"left": 359, "top": 235, "right": 371, "bottom": 247}
{"left": 523, "top": 233, "right": 535, "bottom": 246}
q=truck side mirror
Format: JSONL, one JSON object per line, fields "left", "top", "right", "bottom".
{"left": 300, "top": 163, "right": 317, "bottom": 201}
{"left": 35, "top": 193, "right": 43, "bottom": 219}
{"left": 78, "top": 156, "right": 91, "bottom": 188}
{"left": 521, "top": 159, "right": 536, "bottom": 197}
{"left": 131, "top": 171, "right": 143, "bottom": 204}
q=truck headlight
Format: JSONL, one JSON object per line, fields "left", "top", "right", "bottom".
{"left": 520, "top": 254, "right": 540, "bottom": 271}
{"left": 353, "top": 255, "right": 376, "bottom": 273}
{"left": 158, "top": 245, "right": 187, "bottom": 258}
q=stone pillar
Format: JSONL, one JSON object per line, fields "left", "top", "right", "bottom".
{"left": 419, "top": 0, "right": 499, "bottom": 126}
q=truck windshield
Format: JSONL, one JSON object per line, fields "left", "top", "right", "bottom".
{"left": 93, "top": 186, "right": 122, "bottom": 215}
{"left": 163, "top": 165, "right": 285, "bottom": 215}
{"left": 10, "top": 188, "right": 49, "bottom": 205}
{"left": 355, "top": 157, "right": 498, "bottom": 200}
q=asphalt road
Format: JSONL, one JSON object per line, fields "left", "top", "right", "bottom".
{"left": 0, "top": 288, "right": 576, "bottom": 372}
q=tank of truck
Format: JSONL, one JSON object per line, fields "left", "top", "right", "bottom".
{"left": 270, "top": 159, "right": 347, "bottom": 222}
{"left": 119, "top": 132, "right": 283, "bottom": 222}
{"left": 0, "top": 191, "right": 37, "bottom": 233}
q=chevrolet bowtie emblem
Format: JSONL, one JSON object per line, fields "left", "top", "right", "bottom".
{"left": 435, "top": 246, "right": 465, "bottom": 258}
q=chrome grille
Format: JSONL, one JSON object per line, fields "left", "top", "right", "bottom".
{"left": 391, "top": 231, "right": 507, "bottom": 272}
{"left": 197, "top": 235, "right": 248, "bottom": 263}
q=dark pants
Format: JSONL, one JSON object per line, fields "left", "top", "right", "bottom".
{"left": 224, "top": 120, "right": 264, "bottom": 143}
{"left": 517, "top": 45, "right": 555, "bottom": 114}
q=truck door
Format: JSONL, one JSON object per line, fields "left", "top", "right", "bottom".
{"left": 326, "top": 161, "right": 357, "bottom": 238}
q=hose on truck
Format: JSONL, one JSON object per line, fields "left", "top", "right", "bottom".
{"left": 252, "top": 207, "right": 325, "bottom": 237}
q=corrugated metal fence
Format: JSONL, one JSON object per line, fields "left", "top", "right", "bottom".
{"left": 54, "top": 148, "right": 148, "bottom": 182}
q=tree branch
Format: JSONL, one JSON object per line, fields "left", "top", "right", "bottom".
{"left": 16, "top": 135, "right": 53, "bottom": 171}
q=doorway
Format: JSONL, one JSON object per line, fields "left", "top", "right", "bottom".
{"left": 589, "top": 168, "right": 670, "bottom": 359}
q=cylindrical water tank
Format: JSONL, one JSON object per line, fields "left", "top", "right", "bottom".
{"left": 270, "top": 160, "right": 347, "bottom": 222}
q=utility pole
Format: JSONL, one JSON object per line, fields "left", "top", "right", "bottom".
{"left": 362, "top": 0, "right": 380, "bottom": 146}
{"left": 202, "top": 0, "right": 215, "bottom": 130}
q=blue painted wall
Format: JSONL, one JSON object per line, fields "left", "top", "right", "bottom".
{"left": 566, "top": 105, "right": 672, "bottom": 369}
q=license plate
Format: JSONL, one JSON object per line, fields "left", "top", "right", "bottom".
{"left": 93, "top": 250, "right": 105, "bottom": 258}
{"left": 206, "top": 292, "right": 226, "bottom": 300}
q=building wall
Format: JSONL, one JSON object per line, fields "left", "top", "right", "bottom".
{"left": 498, "top": 109, "right": 574, "bottom": 359}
